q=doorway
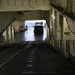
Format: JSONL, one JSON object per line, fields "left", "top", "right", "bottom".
{"left": 14, "top": 20, "right": 47, "bottom": 42}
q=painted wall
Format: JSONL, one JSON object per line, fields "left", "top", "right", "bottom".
{"left": 49, "top": 0, "right": 75, "bottom": 61}
{"left": 16, "top": 10, "right": 45, "bottom": 21}
{"left": 12, "top": 21, "right": 25, "bottom": 32}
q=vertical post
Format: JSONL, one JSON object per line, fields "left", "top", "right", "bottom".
{"left": 55, "top": 11, "right": 57, "bottom": 38}
{"left": 8, "top": 25, "right": 12, "bottom": 43}
{"left": 65, "top": 0, "right": 72, "bottom": 13}
{"left": 59, "top": 15, "right": 64, "bottom": 53}
{"left": 59, "top": 15, "right": 63, "bottom": 39}
{"left": 45, "top": 11, "right": 50, "bottom": 39}
{"left": 5, "top": 28, "right": 9, "bottom": 43}
{"left": 11, "top": 25, "right": 15, "bottom": 43}
{"left": 74, "top": 0, "right": 75, "bottom": 16}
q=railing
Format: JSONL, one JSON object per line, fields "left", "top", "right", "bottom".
{"left": 52, "top": 38, "right": 75, "bottom": 61}
{"left": 73, "top": 40, "right": 75, "bottom": 53}
{"left": 0, "top": 12, "right": 16, "bottom": 36}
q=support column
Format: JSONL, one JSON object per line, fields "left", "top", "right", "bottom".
{"left": 8, "top": 25, "right": 12, "bottom": 43}
{"left": 46, "top": 24, "right": 49, "bottom": 41}
{"left": 51, "top": 9, "right": 56, "bottom": 38}
{"left": 4, "top": 25, "right": 15, "bottom": 44}
{"left": 65, "top": 0, "right": 72, "bottom": 13}
{"left": 59, "top": 15, "right": 63, "bottom": 39}
{"left": 74, "top": 0, "right": 75, "bottom": 16}
{"left": 55, "top": 0, "right": 59, "bottom": 6}
{"left": 54, "top": 11, "right": 57, "bottom": 38}
{"left": 45, "top": 11, "right": 50, "bottom": 39}
{"left": 58, "top": 0, "right": 61, "bottom": 6}
{"left": 5, "top": 28, "right": 9, "bottom": 43}
{"left": 50, "top": 8, "right": 53, "bottom": 36}
{"left": 8, "top": 25, "right": 15, "bottom": 43}
{"left": 11, "top": 25, "right": 15, "bottom": 43}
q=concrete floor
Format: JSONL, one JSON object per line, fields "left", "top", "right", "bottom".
{"left": 0, "top": 42, "right": 75, "bottom": 75}
{"left": 0, "top": 26, "right": 75, "bottom": 75}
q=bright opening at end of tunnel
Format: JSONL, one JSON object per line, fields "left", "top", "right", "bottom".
{"left": 24, "top": 20, "right": 47, "bottom": 41}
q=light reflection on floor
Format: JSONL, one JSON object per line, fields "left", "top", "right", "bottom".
{"left": 14, "top": 27, "right": 46, "bottom": 42}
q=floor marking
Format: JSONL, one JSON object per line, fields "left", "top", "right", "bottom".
{"left": 28, "top": 60, "right": 34, "bottom": 63}
{"left": 28, "top": 58, "right": 35, "bottom": 60}
{"left": 26, "top": 64, "right": 33, "bottom": 67}
{"left": 29, "top": 55, "right": 35, "bottom": 58}
{"left": 29, "top": 71, "right": 34, "bottom": 73}
{"left": 0, "top": 42, "right": 31, "bottom": 68}
{"left": 22, "top": 71, "right": 34, "bottom": 74}
{"left": 1, "top": 62, "right": 5, "bottom": 64}
{"left": 24, "top": 42, "right": 32, "bottom": 48}
{"left": 2, "top": 59, "right": 7, "bottom": 61}
{"left": 0, "top": 50, "right": 9, "bottom": 56}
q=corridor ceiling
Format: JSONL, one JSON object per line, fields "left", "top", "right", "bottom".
{"left": 0, "top": 0, "right": 51, "bottom": 29}
{"left": 0, "top": 0, "right": 50, "bottom": 12}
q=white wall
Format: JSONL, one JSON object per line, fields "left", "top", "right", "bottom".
{"left": 12, "top": 21, "right": 24, "bottom": 32}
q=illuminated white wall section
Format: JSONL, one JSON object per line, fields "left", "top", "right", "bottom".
{"left": 24, "top": 20, "right": 47, "bottom": 41}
